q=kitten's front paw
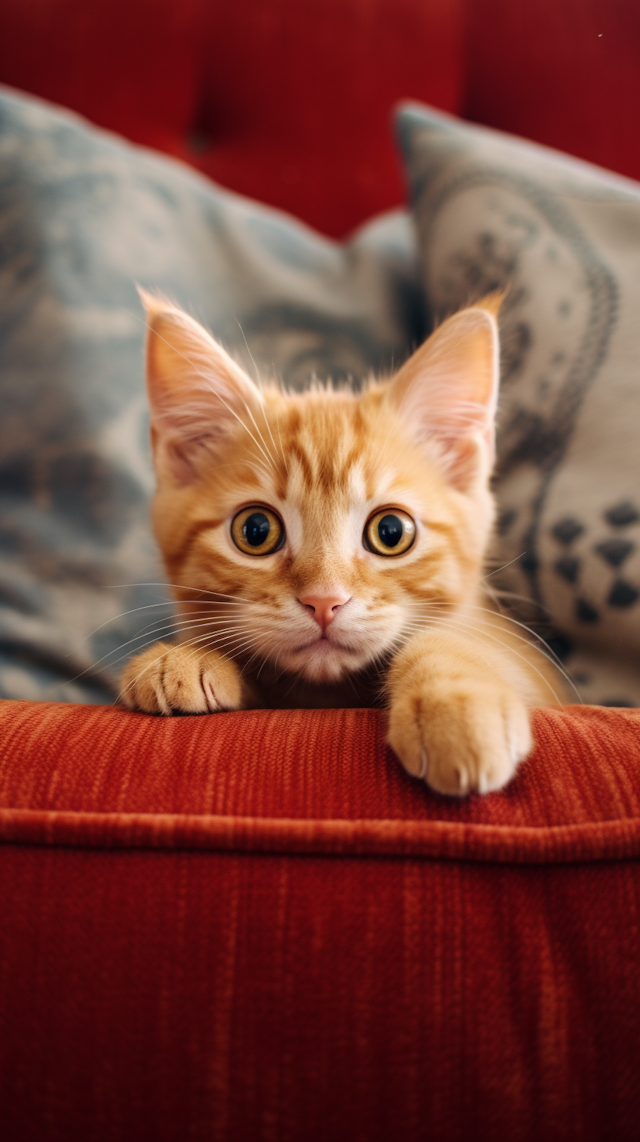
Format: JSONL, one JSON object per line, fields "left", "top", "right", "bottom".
{"left": 387, "top": 679, "right": 532, "bottom": 796}
{"left": 119, "top": 641, "right": 246, "bottom": 714}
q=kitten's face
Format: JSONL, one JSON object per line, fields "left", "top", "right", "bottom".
{"left": 142, "top": 293, "right": 500, "bottom": 684}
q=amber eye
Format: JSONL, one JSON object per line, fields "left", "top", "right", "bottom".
{"left": 364, "top": 509, "right": 416, "bottom": 556}
{"left": 231, "top": 506, "right": 284, "bottom": 556}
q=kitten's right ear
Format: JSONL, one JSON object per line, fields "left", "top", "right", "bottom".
{"left": 139, "top": 289, "right": 262, "bottom": 483}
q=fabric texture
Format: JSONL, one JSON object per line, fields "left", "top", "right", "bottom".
{"left": 463, "top": 0, "right": 640, "bottom": 191}
{"left": 0, "top": 86, "right": 422, "bottom": 705}
{"left": 1, "top": 701, "right": 640, "bottom": 858}
{"left": 1, "top": 700, "right": 640, "bottom": 1140}
{"left": 0, "top": 2, "right": 639, "bottom": 237}
{"left": 0, "top": 0, "right": 465, "bottom": 238}
{"left": 1, "top": 6, "right": 640, "bottom": 1139}
{"left": 397, "top": 102, "right": 640, "bottom": 707}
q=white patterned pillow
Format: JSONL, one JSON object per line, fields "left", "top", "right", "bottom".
{"left": 397, "top": 102, "right": 640, "bottom": 706}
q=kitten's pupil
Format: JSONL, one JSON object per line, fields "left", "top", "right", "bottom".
{"left": 243, "top": 512, "right": 271, "bottom": 547}
{"left": 378, "top": 514, "right": 403, "bottom": 548}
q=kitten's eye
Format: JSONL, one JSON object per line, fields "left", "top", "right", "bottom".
{"left": 364, "top": 509, "right": 416, "bottom": 556}
{"left": 231, "top": 506, "right": 284, "bottom": 556}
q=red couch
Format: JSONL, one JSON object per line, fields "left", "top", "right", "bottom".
{"left": 1, "top": 3, "right": 640, "bottom": 1139}
{"left": 1, "top": 0, "right": 639, "bottom": 238}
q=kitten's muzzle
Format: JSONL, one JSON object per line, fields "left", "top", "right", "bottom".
{"left": 297, "top": 592, "right": 351, "bottom": 633}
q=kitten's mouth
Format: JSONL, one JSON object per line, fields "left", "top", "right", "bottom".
{"left": 269, "top": 621, "right": 382, "bottom": 683}
{"left": 284, "top": 632, "right": 360, "bottom": 682}
{"left": 295, "top": 633, "right": 351, "bottom": 653}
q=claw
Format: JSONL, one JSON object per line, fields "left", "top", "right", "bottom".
{"left": 455, "top": 766, "right": 469, "bottom": 793}
{"left": 418, "top": 747, "right": 429, "bottom": 781}
{"left": 202, "top": 673, "right": 219, "bottom": 712}
{"left": 152, "top": 682, "right": 171, "bottom": 716}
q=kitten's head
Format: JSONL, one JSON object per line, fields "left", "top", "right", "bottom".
{"left": 141, "top": 290, "right": 501, "bottom": 684}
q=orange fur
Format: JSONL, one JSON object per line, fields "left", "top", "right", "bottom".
{"left": 120, "top": 292, "right": 566, "bottom": 795}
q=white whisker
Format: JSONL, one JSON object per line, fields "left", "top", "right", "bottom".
{"left": 484, "top": 552, "right": 526, "bottom": 578}
{"left": 413, "top": 612, "right": 571, "bottom": 706}
{"left": 80, "top": 613, "right": 255, "bottom": 684}
{"left": 105, "top": 582, "right": 250, "bottom": 604}
{"left": 116, "top": 627, "right": 261, "bottom": 704}
{"left": 422, "top": 599, "right": 576, "bottom": 689}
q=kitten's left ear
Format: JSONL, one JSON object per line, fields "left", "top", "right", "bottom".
{"left": 385, "top": 296, "right": 502, "bottom": 491}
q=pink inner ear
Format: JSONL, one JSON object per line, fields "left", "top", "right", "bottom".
{"left": 164, "top": 439, "right": 197, "bottom": 485}
{"left": 386, "top": 302, "right": 501, "bottom": 489}
{"left": 439, "top": 435, "right": 488, "bottom": 491}
{"left": 140, "top": 295, "right": 263, "bottom": 482}
{"left": 163, "top": 434, "right": 222, "bottom": 485}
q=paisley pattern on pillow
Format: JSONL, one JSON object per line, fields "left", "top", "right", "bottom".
{"left": 397, "top": 102, "right": 640, "bottom": 706}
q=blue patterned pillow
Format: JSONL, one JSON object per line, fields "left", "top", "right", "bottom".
{"left": 0, "top": 87, "right": 423, "bottom": 703}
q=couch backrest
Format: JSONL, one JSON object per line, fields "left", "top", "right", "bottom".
{"left": 0, "top": 0, "right": 637, "bottom": 236}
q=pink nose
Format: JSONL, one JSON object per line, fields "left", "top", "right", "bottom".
{"left": 298, "top": 592, "right": 350, "bottom": 631}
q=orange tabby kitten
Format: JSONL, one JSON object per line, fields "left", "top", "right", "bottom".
{"left": 121, "top": 291, "right": 564, "bottom": 795}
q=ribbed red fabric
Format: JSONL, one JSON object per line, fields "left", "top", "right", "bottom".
{"left": 1, "top": 702, "right": 640, "bottom": 859}
{"left": 1, "top": 700, "right": 640, "bottom": 1140}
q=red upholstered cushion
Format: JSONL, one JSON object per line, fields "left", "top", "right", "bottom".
{"left": 1, "top": 700, "right": 640, "bottom": 1140}
{"left": 464, "top": 0, "right": 640, "bottom": 185}
{"left": 2, "top": 1, "right": 639, "bottom": 236}
{"left": 0, "top": 0, "right": 465, "bottom": 237}
{"left": 1, "top": 701, "right": 640, "bottom": 858}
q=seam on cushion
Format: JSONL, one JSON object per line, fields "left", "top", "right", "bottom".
{"left": 1, "top": 808, "right": 640, "bottom": 864}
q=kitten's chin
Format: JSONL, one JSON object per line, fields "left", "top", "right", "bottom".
{"left": 282, "top": 639, "right": 367, "bottom": 683}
